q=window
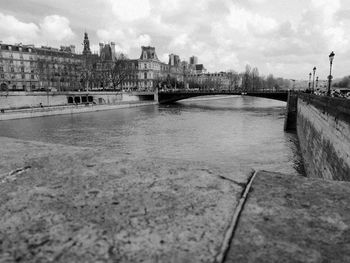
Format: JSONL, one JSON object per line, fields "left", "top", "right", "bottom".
{"left": 31, "top": 75, "right": 34, "bottom": 79}
{"left": 21, "top": 74, "right": 25, "bottom": 79}
{"left": 0, "top": 66, "right": 3, "bottom": 72}
{"left": 0, "top": 74, "right": 4, "bottom": 79}
{"left": 144, "top": 72, "right": 147, "bottom": 79}
{"left": 144, "top": 63, "right": 147, "bottom": 69}
{"left": 21, "top": 67, "right": 24, "bottom": 72}
{"left": 11, "top": 67, "right": 14, "bottom": 72}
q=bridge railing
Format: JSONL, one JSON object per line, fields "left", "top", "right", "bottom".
{"left": 158, "top": 89, "right": 289, "bottom": 94}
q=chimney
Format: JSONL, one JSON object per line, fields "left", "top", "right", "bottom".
{"left": 110, "top": 42, "right": 116, "bottom": 61}
{"left": 99, "top": 43, "right": 104, "bottom": 55}
{"left": 70, "top": 45, "right": 75, "bottom": 54}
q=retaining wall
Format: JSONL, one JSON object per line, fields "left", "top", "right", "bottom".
{"left": 296, "top": 94, "right": 350, "bottom": 181}
{"left": 0, "top": 92, "right": 142, "bottom": 110}
{"left": 0, "top": 101, "right": 157, "bottom": 121}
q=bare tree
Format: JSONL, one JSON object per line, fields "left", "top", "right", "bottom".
{"left": 266, "top": 74, "right": 275, "bottom": 91}
{"left": 241, "top": 64, "right": 252, "bottom": 92}
{"left": 227, "top": 70, "right": 241, "bottom": 91}
{"left": 251, "top": 67, "right": 259, "bottom": 91}
{"left": 82, "top": 54, "right": 136, "bottom": 91}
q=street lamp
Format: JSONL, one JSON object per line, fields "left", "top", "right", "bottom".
{"left": 308, "top": 72, "right": 312, "bottom": 91}
{"left": 327, "top": 51, "right": 335, "bottom": 96}
{"left": 316, "top": 76, "right": 319, "bottom": 90}
{"left": 312, "top": 66, "right": 316, "bottom": 93}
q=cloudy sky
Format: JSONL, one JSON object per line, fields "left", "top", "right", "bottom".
{"left": 0, "top": 0, "right": 349, "bottom": 79}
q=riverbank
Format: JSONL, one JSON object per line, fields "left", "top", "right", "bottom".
{"left": 0, "top": 136, "right": 252, "bottom": 262}
{"left": 0, "top": 101, "right": 157, "bottom": 121}
{"left": 1, "top": 137, "right": 349, "bottom": 262}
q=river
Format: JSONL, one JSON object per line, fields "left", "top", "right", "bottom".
{"left": 0, "top": 96, "right": 305, "bottom": 176}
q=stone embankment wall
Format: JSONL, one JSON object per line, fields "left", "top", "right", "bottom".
{"left": 296, "top": 94, "right": 350, "bottom": 181}
{"left": 0, "top": 92, "right": 142, "bottom": 110}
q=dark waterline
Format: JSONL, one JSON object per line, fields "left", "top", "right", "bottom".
{"left": 0, "top": 96, "right": 305, "bottom": 176}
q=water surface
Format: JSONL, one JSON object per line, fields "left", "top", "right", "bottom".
{"left": 0, "top": 96, "right": 304, "bottom": 175}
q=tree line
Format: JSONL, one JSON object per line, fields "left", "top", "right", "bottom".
{"left": 333, "top": 76, "right": 350, "bottom": 88}
{"left": 184, "top": 64, "right": 292, "bottom": 91}
{"left": 227, "top": 65, "right": 291, "bottom": 92}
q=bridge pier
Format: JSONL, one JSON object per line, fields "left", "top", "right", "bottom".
{"left": 284, "top": 92, "right": 298, "bottom": 131}
{"left": 154, "top": 87, "right": 159, "bottom": 103}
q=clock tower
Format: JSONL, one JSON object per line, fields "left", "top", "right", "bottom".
{"left": 82, "top": 32, "right": 92, "bottom": 55}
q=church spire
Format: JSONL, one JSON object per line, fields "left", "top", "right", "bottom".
{"left": 82, "top": 32, "right": 92, "bottom": 55}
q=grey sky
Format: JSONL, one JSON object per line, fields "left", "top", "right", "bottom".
{"left": 0, "top": 0, "right": 349, "bottom": 80}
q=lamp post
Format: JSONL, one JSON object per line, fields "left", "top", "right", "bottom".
{"left": 327, "top": 51, "right": 335, "bottom": 96}
{"left": 308, "top": 72, "right": 312, "bottom": 91}
{"left": 312, "top": 66, "right": 316, "bottom": 93}
{"left": 316, "top": 76, "right": 319, "bottom": 90}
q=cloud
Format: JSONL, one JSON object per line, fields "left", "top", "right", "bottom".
{"left": 2, "top": 0, "right": 350, "bottom": 79}
{"left": 226, "top": 4, "right": 278, "bottom": 35}
{"left": 109, "top": 0, "right": 151, "bottom": 21}
{"left": 0, "top": 13, "right": 39, "bottom": 43}
{"left": 96, "top": 28, "right": 152, "bottom": 53}
{"left": 40, "top": 15, "right": 74, "bottom": 41}
{"left": 0, "top": 12, "right": 74, "bottom": 45}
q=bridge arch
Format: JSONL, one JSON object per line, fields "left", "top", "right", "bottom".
{"left": 157, "top": 91, "right": 289, "bottom": 104}
{"left": 0, "top": 83, "right": 8, "bottom": 91}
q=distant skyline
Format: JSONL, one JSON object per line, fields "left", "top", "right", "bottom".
{"left": 1, "top": 0, "right": 349, "bottom": 79}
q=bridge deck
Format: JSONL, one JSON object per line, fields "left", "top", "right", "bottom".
{"left": 158, "top": 90, "right": 289, "bottom": 103}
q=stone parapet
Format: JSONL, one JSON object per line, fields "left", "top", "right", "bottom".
{"left": 297, "top": 94, "right": 350, "bottom": 180}
{"left": 225, "top": 170, "right": 350, "bottom": 263}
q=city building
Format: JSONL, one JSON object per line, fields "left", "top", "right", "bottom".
{"left": 0, "top": 43, "right": 39, "bottom": 91}
{"left": 36, "top": 45, "right": 82, "bottom": 92}
{"left": 187, "top": 71, "right": 230, "bottom": 90}
{"left": 189, "top": 56, "right": 198, "bottom": 66}
{"left": 138, "top": 46, "right": 173, "bottom": 90}
{"left": 0, "top": 42, "right": 82, "bottom": 92}
{"left": 0, "top": 33, "right": 203, "bottom": 93}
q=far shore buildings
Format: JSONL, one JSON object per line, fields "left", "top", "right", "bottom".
{"left": 0, "top": 32, "right": 231, "bottom": 92}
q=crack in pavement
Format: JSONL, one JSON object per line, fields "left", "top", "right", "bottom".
{"left": 0, "top": 165, "right": 31, "bottom": 184}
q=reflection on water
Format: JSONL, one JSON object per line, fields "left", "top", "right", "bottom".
{"left": 0, "top": 96, "right": 305, "bottom": 176}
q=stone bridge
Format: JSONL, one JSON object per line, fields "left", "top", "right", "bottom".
{"left": 156, "top": 90, "right": 289, "bottom": 104}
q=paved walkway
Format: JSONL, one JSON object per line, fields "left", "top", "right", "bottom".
{"left": 0, "top": 137, "right": 252, "bottom": 262}
{"left": 1, "top": 137, "right": 350, "bottom": 262}
{"left": 225, "top": 171, "right": 350, "bottom": 263}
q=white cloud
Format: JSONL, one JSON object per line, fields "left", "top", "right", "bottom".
{"left": 40, "top": 15, "right": 74, "bottom": 41}
{"left": 137, "top": 34, "right": 152, "bottom": 46}
{"left": 0, "top": 13, "right": 39, "bottom": 43}
{"left": 227, "top": 4, "right": 278, "bottom": 35}
{"left": 96, "top": 28, "right": 152, "bottom": 53}
{"left": 169, "top": 34, "right": 190, "bottom": 49}
{"left": 109, "top": 0, "right": 151, "bottom": 21}
{"left": 0, "top": 13, "right": 74, "bottom": 45}
{"left": 2, "top": 0, "right": 350, "bottom": 79}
